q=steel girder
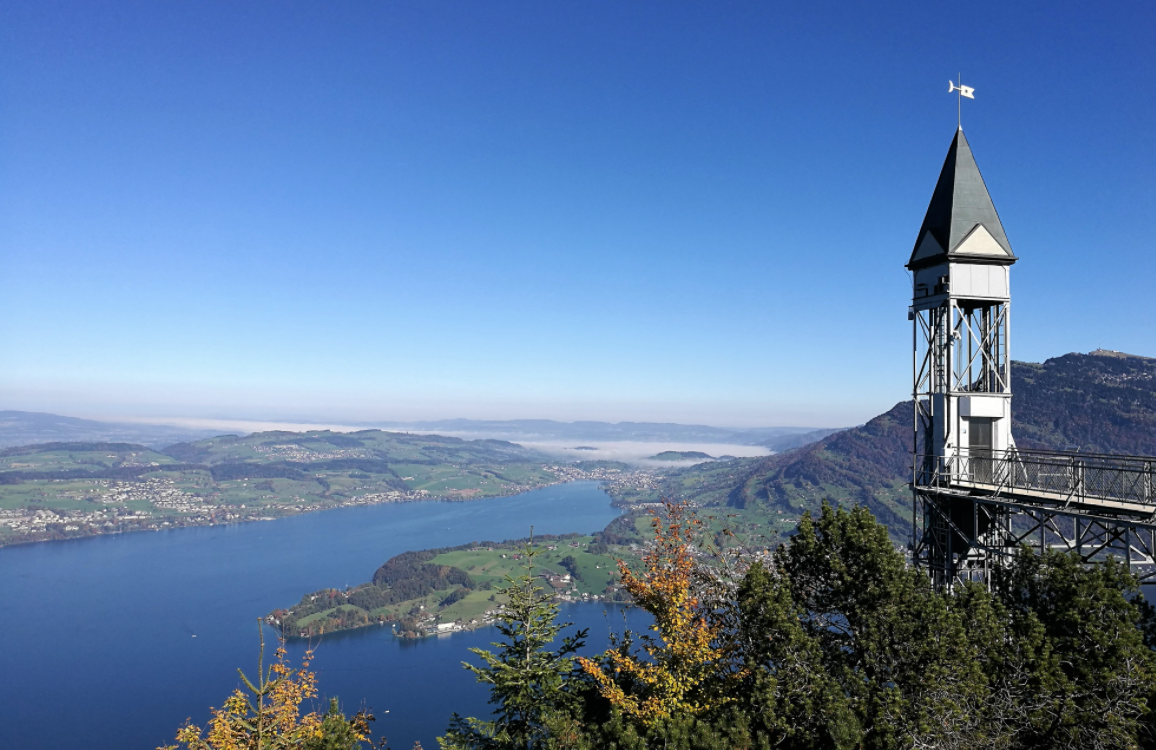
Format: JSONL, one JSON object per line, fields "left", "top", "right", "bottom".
{"left": 913, "top": 484, "right": 1156, "bottom": 588}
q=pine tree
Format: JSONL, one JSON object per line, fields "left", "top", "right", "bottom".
{"left": 734, "top": 561, "right": 860, "bottom": 749}
{"left": 994, "top": 548, "right": 1155, "bottom": 748}
{"left": 439, "top": 533, "right": 589, "bottom": 750}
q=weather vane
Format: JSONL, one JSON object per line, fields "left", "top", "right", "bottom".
{"left": 949, "top": 74, "right": 974, "bottom": 129}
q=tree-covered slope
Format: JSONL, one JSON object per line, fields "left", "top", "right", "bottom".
{"left": 1011, "top": 350, "right": 1156, "bottom": 454}
{"left": 725, "top": 401, "right": 912, "bottom": 526}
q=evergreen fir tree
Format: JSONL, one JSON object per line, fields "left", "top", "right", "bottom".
{"left": 439, "top": 533, "right": 589, "bottom": 750}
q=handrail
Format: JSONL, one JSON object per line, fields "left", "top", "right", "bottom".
{"left": 914, "top": 448, "right": 1156, "bottom": 511}
{"left": 1005, "top": 447, "right": 1156, "bottom": 463}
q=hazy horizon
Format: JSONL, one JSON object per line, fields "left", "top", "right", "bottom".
{"left": 0, "top": 407, "right": 847, "bottom": 435}
{"left": 3, "top": 344, "right": 1144, "bottom": 431}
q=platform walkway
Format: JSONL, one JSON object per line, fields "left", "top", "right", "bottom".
{"left": 917, "top": 448, "right": 1156, "bottom": 523}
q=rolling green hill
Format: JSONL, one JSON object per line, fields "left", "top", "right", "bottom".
{"left": 0, "top": 430, "right": 581, "bottom": 547}
{"left": 0, "top": 442, "right": 180, "bottom": 474}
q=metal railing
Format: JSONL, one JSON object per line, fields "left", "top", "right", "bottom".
{"left": 915, "top": 449, "right": 1156, "bottom": 513}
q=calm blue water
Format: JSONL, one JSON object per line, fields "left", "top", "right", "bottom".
{"left": 0, "top": 482, "right": 646, "bottom": 749}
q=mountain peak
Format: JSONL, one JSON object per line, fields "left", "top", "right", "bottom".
{"left": 1089, "top": 348, "right": 1153, "bottom": 360}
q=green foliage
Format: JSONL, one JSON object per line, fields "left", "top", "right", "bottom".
{"left": 992, "top": 548, "right": 1154, "bottom": 746}
{"left": 372, "top": 550, "right": 475, "bottom": 593}
{"left": 734, "top": 562, "right": 860, "bottom": 749}
{"left": 775, "top": 504, "right": 988, "bottom": 749}
{"left": 439, "top": 535, "right": 589, "bottom": 750}
{"left": 558, "top": 556, "right": 581, "bottom": 581}
{"left": 441, "top": 588, "right": 471, "bottom": 607}
{"left": 559, "top": 501, "right": 1156, "bottom": 750}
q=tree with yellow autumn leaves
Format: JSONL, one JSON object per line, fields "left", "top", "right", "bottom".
{"left": 160, "top": 623, "right": 375, "bottom": 750}
{"left": 577, "top": 502, "right": 741, "bottom": 725}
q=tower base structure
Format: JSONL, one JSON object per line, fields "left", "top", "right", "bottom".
{"left": 913, "top": 490, "right": 1013, "bottom": 590}
{"left": 912, "top": 449, "right": 1156, "bottom": 589}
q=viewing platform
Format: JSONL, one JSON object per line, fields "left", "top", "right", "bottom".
{"left": 915, "top": 448, "right": 1156, "bottom": 524}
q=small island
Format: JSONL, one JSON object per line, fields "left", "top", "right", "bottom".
{"left": 647, "top": 450, "right": 714, "bottom": 462}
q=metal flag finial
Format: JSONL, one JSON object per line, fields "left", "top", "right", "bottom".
{"left": 948, "top": 75, "right": 975, "bottom": 128}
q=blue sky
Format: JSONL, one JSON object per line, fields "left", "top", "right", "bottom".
{"left": 1, "top": 1, "right": 1153, "bottom": 427}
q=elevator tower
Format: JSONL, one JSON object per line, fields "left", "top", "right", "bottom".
{"left": 909, "top": 127, "right": 1018, "bottom": 587}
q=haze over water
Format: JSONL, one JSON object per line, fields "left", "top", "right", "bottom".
{"left": 0, "top": 482, "right": 640, "bottom": 749}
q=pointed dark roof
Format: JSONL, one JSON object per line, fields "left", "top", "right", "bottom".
{"left": 907, "top": 128, "right": 1016, "bottom": 270}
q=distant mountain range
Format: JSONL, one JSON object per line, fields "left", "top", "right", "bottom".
{"left": 651, "top": 350, "right": 1156, "bottom": 539}
{"left": 0, "top": 411, "right": 842, "bottom": 453}
{"left": 373, "top": 419, "right": 842, "bottom": 451}
{"left": 0, "top": 411, "right": 221, "bottom": 449}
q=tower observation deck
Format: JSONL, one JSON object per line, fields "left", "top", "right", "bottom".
{"left": 909, "top": 129, "right": 1156, "bottom": 588}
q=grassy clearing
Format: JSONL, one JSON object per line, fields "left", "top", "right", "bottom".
{"left": 432, "top": 537, "right": 622, "bottom": 596}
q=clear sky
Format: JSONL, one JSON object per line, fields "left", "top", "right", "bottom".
{"left": 1, "top": 1, "right": 1153, "bottom": 428}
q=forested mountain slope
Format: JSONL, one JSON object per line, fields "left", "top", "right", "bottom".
{"left": 648, "top": 351, "right": 1156, "bottom": 538}
{"left": 1012, "top": 350, "right": 1156, "bottom": 454}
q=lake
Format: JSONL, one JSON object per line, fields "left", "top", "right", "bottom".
{"left": 0, "top": 481, "right": 647, "bottom": 749}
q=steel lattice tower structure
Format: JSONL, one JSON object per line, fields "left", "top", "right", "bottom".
{"left": 909, "top": 128, "right": 1156, "bottom": 589}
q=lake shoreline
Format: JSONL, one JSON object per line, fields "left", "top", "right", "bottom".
{"left": 269, "top": 529, "right": 638, "bottom": 640}
{"left": 0, "top": 475, "right": 642, "bottom": 550}
{"left": 274, "top": 593, "right": 633, "bottom": 642}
